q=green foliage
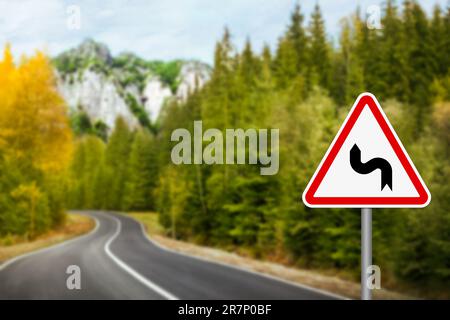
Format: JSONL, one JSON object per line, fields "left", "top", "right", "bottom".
{"left": 392, "top": 102, "right": 450, "bottom": 289}
{"left": 104, "top": 117, "right": 133, "bottom": 210}
{"left": 123, "top": 129, "right": 159, "bottom": 211}
{"left": 53, "top": 55, "right": 109, "bottom": 76}
{"left": 286, "top": 4, "right": 308, "bottom": 75}
{"left": 112, "top": 54, "right": 183, "bottom": 93}
{"left": 0, "top": 158, "right": 51, "bottom": 237}
{"left": 66, "top": 2, "right": 450, "bottom": 296}
{"left": 70, "top": 110, "right": 108, "bottom": 141}
{"left": 308, "top": 4, "right": 332, "bottom": 91}
{"left": 125, "top": 94, "right": 151, "bottom": 128}
{"left": 0, "top": 48, "right": 73, "bottom": 238}
{"left": 68, "top": 117, "right": 160, "bottom": 213}
{"left": 147, "top": 60, "right": 182, "bottom": 92}
{"left": 148, "top": 2, "right": 450, "bottom": 295}
{"left": 68, "top": 135, "right": 106, "bottom": 209}
{"left": 54, "top": 40, "right": 186, "bottom": 120}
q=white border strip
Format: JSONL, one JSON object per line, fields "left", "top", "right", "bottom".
{"left": 133, "top": 216, "right": 348, "bottom": 300}
{"left": 0, "top": 213, "right": 100, "bottom": 272}
{"left": 103, "top": 215, "right": 178, "bottom": 300}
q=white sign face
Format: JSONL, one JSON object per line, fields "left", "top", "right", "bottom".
{"left": 302, "top": 93, "right": 430, "bottom": 208}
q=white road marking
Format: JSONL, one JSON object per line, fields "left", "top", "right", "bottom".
{"left": 135, "top": 217, "right": 348, "bottom": 300}
{"left": 1, "top": 211, "right": 346, "bottom": 300}
{"left": 103, "top": 214, "right": 178, "bottom": 300}
{"left": 0, "top": 213, "right": 100, "bottom": 272}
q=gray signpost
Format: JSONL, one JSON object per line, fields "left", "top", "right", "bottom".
{"left": 302, "top": 93, "right": 430, "bottom": 300}
{"left": 361, "top": 208, "right": 372, "bottom": 300}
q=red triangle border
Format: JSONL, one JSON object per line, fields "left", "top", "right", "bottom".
{"left": 302, "top": 93, "right": 430, "bottom": 208}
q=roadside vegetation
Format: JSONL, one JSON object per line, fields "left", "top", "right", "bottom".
{"left": 69, "top": 2, "right": 449, "bottom": 298}
{"left": 0, "top": 46, "right": 73, "bottom": 239}
{"left": 129, "top": 212, "right": 411, "bottom": 300}
{"left": 0, "top": 0, "right": 447, "bottom": 299}
{"left": 0, "top": 214, "right": 94, "bottom": 263}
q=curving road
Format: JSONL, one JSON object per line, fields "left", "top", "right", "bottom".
{"left": 0, "top": 211, "right": 341, "bottom": 300}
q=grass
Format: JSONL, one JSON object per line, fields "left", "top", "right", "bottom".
{"left": 0, "top": 213, "right": 95, "bottom": 263}
{"left": 128, "top": 212, "right": 165, "bottom": 236}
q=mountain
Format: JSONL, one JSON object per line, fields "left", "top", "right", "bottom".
{"left": 54, "top": 39, "right": 211, "bottom": 131}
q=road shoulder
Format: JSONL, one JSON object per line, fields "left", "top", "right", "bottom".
{"left": 129, "top": 212, "right": 410, "bottom": 300}
{"left": 0, "top": 213, "right": 95, "bottom": 264}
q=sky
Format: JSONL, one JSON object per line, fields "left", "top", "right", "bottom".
{"left": 0, "top": 0, "right": 446, "bottom": 64}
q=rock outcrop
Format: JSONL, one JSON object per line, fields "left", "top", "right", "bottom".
{"left": 54, "top": 39, "right": 211, "bottom": 130}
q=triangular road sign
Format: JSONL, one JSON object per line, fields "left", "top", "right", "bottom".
{"left": 302, "top": 93, "right": 430, "bottom": 208}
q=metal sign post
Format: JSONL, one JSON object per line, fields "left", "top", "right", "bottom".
{"left": 302, "top": 93, "right": 431, "bottom": 301}
{"left": 361, "top": 208, "right": 372, "bottom": 300}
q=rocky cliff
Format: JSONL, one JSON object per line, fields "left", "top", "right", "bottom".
{"left": 54, "top": 39, "right": 211, "bottom": 130}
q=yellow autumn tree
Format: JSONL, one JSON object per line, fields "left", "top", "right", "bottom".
{"left": 0, "top": 45, "right": 73, "bottom": 236}
{"left": 0, "top": 45, "right": 72, "bottom": 171}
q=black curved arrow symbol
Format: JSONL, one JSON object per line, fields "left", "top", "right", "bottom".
{"left": 350, "top": 144, "right": 393, "bottom": 191}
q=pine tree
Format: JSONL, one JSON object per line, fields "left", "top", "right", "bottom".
{"left": 236, "top": 38, "right": 263, "bottom": 124}
{"left": 82, "top": 135, "right": 105, "bottom": 209}
{"left": 430, "top": 5, "right": 446, "bottom": 76}
{"left": 354, "top": 6, "right": 384, "bottom": 99}
{"left": 444, "top": 5, "right": 450, "bottom": 75}
{"left": 255, "top": 44, "right": 276, "bottom": 123}
{"left": 105, "top": 117, "right": 132, "bottom": 210}
{"left": 273, "top": 4, "right": 309, "bottom": 89}
{"left": 332, "top": 17, "right": 365, "bottom": 106}
{"left": 239, "top": 39, "right": 258, "bottom": 88}
{"left": 273, "top": 36, "right": 298, "bottom": 88}
{"left": 259, "top": 44, "right": 274, "bottom": 90}
{"left": 308, "top": 4, "right": 331, "bottom": 91}
{"left": 403, "top": 1, "right": 435, "bottom": 132}
{"left": 68, "top": 135, "right": 105, "bottom": 209}
{"left": 287, "top": 3, "right": 308, "bottom": 74}
{"left": 124, "top": 128, "right": 159, "bottom": 211}
{"left": 206, "top": 27, "right": 235, "bottom": 129}
{"left": 380, "top": 0, "right": 410, "bottom": 101}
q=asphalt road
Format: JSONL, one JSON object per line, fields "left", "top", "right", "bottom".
{"left": 0, "top": 211, "right": 341, "bottom": 300}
